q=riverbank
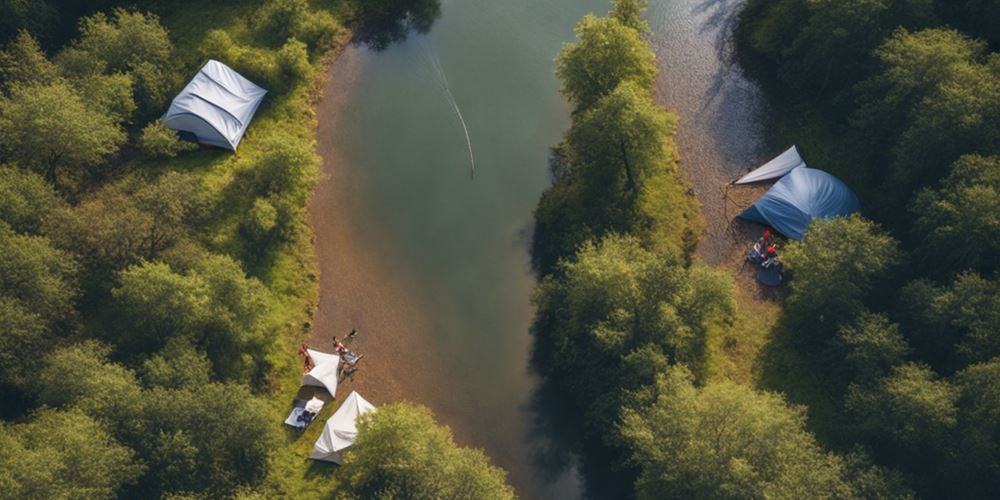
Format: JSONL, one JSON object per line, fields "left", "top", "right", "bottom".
{"left": 647, "top": 0, "right": 781, "bottom": 385}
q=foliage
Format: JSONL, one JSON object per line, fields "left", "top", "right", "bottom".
{"left": 911, "top": 155, "right": 1000, "bottom": 275}
{"left": 254, "top": 0, "right": 340, "bottom": 51}
{"left": 0, "top": 221, "right": 78, "bottom": 328}
{"left": 0, "top": 81, "right": 125, "bottom": 184}
{"left": 533, "top": 234, "right": 734, "bottom": 437}
{"left": 0, "top": 164, "right": 63, "bottom": 234}
{"left": 834, "top": 312, "right": 910, "bottom": 382}
{"left": 111, "top": 254, "right": 273, "bottom": 383}
{"left": 339, "top": 403, "right": 515, "bottom": 500}
{"left": 351, "top": 0, "right": 441, "bottom": 51}
{"left": 0, "top": 408, "right": 142, "bottom": 499}
{"left": 556, "top": 13, "right": 655, "bottom": 112}
{"left": 783, "top": 215, "right": 901, "bottom": 337}
{"left": 0, "top": 30, "right": 58, "bottom": 92}
{"left": 138, "top": 119, "right": 196, "bottom": 158}
{"left": 620, "top": 366, "right": 855, "bottom": 499}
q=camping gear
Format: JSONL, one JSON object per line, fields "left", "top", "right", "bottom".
{"left": 734, "top": 146, "right": 806, "bottom": 185}
{"left": 162, "top": 60, "right": 266, "bottom": 150}
{"left": 301, "top": 348, "right": 340, "bottom": 398}
{"left": 284, "top": 397, "right": 325, "bottom": 429}
{"left": 309, "top": 391, "right": 377, "bottom": 464}
{"left": 739, "top": 167, "right": 860, "bottom": 240}
{"left": 757, "top": 262, "right": 784, "bottom": 287}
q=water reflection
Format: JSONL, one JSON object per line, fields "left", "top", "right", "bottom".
{"left": 352, "top": 0, "right": 442, "bottom": 51}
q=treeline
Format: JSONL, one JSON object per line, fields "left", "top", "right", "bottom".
{"left": 530, "top": 0, "right": 909, "bottom": 498}
{"left": 0, "top": 0, "right": 513, "bottom": 498}
{"left": 739, "top": 0, "right": 1000, "bottom": 497}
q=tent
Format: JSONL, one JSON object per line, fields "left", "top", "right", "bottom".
{"left": 301, "top": 349, "right": 340, "bottom": 398}
{"left": 162, "top": 60, "right": 266, "bottom": 150}
{"left": 739, "top": 167, "right": 860, "bottom": 240}
{"left": 309, "top": 391, "right": 377, "bottom": 464}
{"left": 734, "top": 146, "right": 806, "bottom": 184}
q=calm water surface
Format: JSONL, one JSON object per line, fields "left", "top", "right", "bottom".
{"left": 310, "top": 0, "right": 770, "bottom": 498}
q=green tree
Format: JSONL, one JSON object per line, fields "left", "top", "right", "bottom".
{"left": 340, "top": 403, "right": 515, "bottom": 500}
{"left": 36, "top": 341, "right": 142, "bottom": 421}
{"left": 140, "top": 340, "right": 213, "bottom": 389}
{"left": 532, "top": 234, "right": 733, "bottom": 432}
{"left": 138, "top": 120, "right": 196, "bottom": 158}
{"left": 56, "top": 9, "right": 174, "bottom": 119}
{"left": 834, "top": 312, "right": 910, "bottom": 382}
{"left": 846, "top": 363, "right": 958, "bottom": 452}
{"left": 111, "top": 255, "right": 272, "bottom": 382}
{"left": 0, "top": 408, "right": 142, "bottom": 499}
{"left": 0, "top": 30, "right": 58, "bottom": 92}
{"left": 783, "top": 215, "right": 901, "bottom": 337}
{"left": 0, "top": 221, "right": 78, "bottom": 328}
{"left": 0, "top": 82, "right": 124, "bottom": 183}
{"left": 610, "top": 0, "right": 650, "bottom": 34}
{"left": 0, "top": 164, "right": 63, "bottom": 234}
{"left": 621, "top": 365, "right": 852, "bottom": 499}
{"left": 0, "top": 297, "right": 49, "bottom": 389}
{"left": 912, "top": 155, "right": 1000, "bottom": 275}
{"left": 556, "top": 13, "right": 655, "bottom": 111}
{"left": 952, "top": 358, "right": 1000, "bottom": 495}
{"left": 898, "top": 272, "right": 1000, "bottom": 369}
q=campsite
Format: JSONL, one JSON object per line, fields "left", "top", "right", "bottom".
{"left": 0, "top": 0, "right": 998, "bottom": 499}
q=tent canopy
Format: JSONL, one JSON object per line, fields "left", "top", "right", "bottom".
{"left": 310, "top": 391, "right": 377, "bottom": 464}
{"left": 301, "top": 348, "right": 339, "bottom": 398}
{"left": 735, "top": 146, "right": 806, "bottom": 184}
{"left": 739, "top": 167, "right": 860, "bottom": 240}
{"left": 162, "top": 60, "right": 266, "bottom": 150}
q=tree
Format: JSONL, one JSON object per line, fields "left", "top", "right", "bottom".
{"left": 138, "top": 120, "right": 196, "bottom": 158}
{"left": 912, "top": 155, "right": 1000, "bottom": 275}
{"left": 111, "top": 255, "right": 272, "bottom": 382}
{"left": 0, "top": 221, "right": 78, "bottom": 328}
{"left": 0, "top": 408, "right": 142, "bottom": 499}
{"left": 898, "top": 272, "right": 1000, "bottom": 370}
{"left": 0, "top": 297, "right": 49, "bottom": 389}
{"left": 0, "top": 30, "right": 58, "bottom": 93}
{"left": 783, "top": 215, "right": 901, "bottom": 337}
{"left": 834, "top": 312, "right": 910, "bottom": 382}
{"left": 351, "top": 0, "right": 441, "bottom": 51}
{"left": 339, "top": 403, "right": 515, "bottom": 500}
{"left": 952, "top": 358, "right": 1000, "bottom": 496}
{"left": 556, "top": 13, "right": 655, "bottom": 111}
{"left": 56, "top": 9, "right": 174, "bottom": 119}
{"left": 846, "top": 363, "right": 958, "bottom": 452}
{"left": 0, "top": 164, "right": 63, "bottom": 234}
{"left": 532, "top": 234, "right": 733, "bottom": 433}
{"left": 36, "top": 341, "right": 142, "bottom": 421}
{"left": 610, "top": 0, "right": 650, "bottom": 34}
{"left": 620, "top": 365, "right": 853, "bottom": 499}
{"left": 0, "top": 82, "right": 124, "bottom": 183}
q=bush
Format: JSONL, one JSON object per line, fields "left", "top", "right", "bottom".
{"left": 138, "top": 120, "right": 196, "bottom": 158}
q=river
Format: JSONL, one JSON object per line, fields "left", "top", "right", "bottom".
{"left": 309, "top": 0, "right": 770, "bottom": 498}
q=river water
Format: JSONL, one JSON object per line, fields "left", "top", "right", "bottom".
{"left": 309, "top": 0, "right": 770, "bottom": 498}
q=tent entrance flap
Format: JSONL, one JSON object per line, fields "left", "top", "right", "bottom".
{"left": 735, "top": 146, "right": 806, "bottom": 184}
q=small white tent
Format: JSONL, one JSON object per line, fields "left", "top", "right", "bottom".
{"left": 734, "top": 146, "right": 806, "bottom": 184}
{"left": 162, "top": 60, "right": 266, "bottom": 150}
{"left": 301, "top": 349, "right": 340, "bottom": 398}
{"left": 309, "top": 391, "right": 377, "bottom": 464}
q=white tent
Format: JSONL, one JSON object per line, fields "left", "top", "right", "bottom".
{"left": 734, "top": 146, "right": 806, "bottom": 184}
{"left": 309, "top": 391, "right": 377, "bottom": 464}
{"left": 162, "top": 60, "right": 266, "bottom": 150}
{"left": 301, "top": 348, "right": 340, "bottom": 398}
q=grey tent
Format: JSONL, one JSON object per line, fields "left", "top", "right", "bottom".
{"left": 162, "top": 60, "right": 266, "bottom": 150}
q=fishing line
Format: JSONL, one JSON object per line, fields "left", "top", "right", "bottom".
{"left": 420, "top": 40, "right": 476, "bottom": 179}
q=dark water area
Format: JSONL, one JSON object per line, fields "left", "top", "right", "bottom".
{"left": 309, "top": 0, "right": 771, "bottom": 498}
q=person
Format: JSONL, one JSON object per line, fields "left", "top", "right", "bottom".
{"left": 762, "top": 244, "right": 779, "bottom": 268}
{"left": 298, "top": 344, "right": 314, "bottom": 373}
{"left": 332, "top": 336, "right": 348, "bottom": 356}
{"left": 339, "top": 352, "right": 365, "bottom": 381}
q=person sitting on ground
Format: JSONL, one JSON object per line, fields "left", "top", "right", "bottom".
{"left": 332, "top": 336, "right": 349, "bottom": 356}
{"left": 762, "top": 244, "right": 779, "bottom": 268}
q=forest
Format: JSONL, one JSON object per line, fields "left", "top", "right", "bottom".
{"left": 528, "top": 0, "right": 1000, "bottom": 498}
{"left": 0, "top": 0, "right": 513, "bottom": 498}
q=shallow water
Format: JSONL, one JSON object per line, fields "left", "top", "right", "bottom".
{"left": 309, "top": 0, "right": 770, "bottom": 498}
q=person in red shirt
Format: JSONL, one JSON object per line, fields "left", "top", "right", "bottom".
{"left": 332, "top": 336, "right": 349, "bottom": 356}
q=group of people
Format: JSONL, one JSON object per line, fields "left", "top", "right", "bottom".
{"left": 298, "top": 328, "right": 365, "bottom": 381}
{"left": 747, "top": 228, "right": 784, "bottom": 286}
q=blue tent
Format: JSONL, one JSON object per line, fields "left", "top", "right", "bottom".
{"left": 739, "top": 167, "right": 860, "bottom": 240}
